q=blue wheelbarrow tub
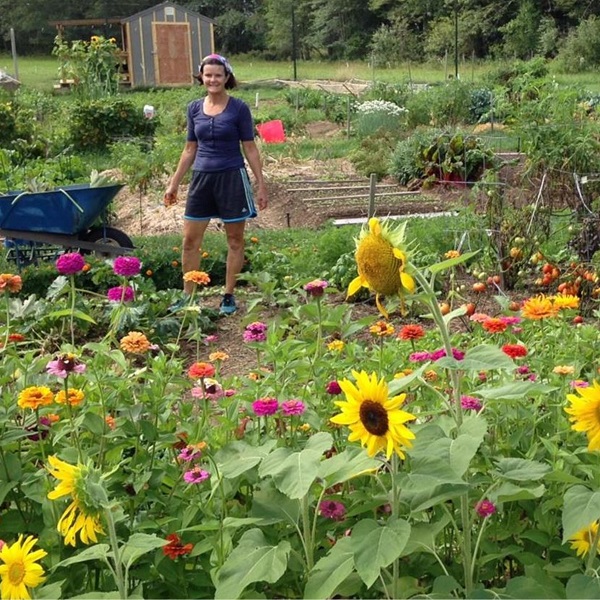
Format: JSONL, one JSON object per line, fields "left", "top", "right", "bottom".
{"left": 0, "top": 184, "right": 124, "bottom": 235}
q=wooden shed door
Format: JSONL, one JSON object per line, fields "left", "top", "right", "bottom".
{"left": 153, "top": 23, "right": 193, "bottom": 85}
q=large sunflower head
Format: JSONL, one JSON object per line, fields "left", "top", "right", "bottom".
{"left": 347, "top": 218, "right": 416, "bottom": 318}
{"left": 0, "top": 535, "right": 47, "bottom": 600}
{"left": 330, "top": 370, "right": 416, "bottom": 459}
{"left": 565, "top": 381, "right": 600, "bottom": 451}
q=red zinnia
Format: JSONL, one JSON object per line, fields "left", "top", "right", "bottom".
{"left": 481, "top": 318, "right": 508, "bottom": 334}
{"left": 398, "top": 324, "right": 425, "bottom": 341}
{"left": 187, "top": 362, "right": 216, "bottom": 379}
{"left": 162, "top": 533, "right": 193, "bottom": 559}
{"left": 501, "top": 344, "right": 528, "bottom": 359}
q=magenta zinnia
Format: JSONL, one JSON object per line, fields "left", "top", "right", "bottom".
{"left": 56, "top": 252, "right": 85, "bottom": 275}
{"left": 113, "top": 256, "right": 142, "bottom": 277}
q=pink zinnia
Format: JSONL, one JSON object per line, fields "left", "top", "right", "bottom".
{"left": 326, "top": 381, "right": 342, "bottom": 395}
{"left": 113, "top": 255, "right": 142, "bottom": 277}
{"left": 46, "top": 355, "right": 86, "bottom": 379}
{"left": 319, "top": 500, "right": 346, "bottom": 521}
{"left": 178, "top": 446, "right": 202, "bottom": 462}
{"left": 475, "top": 499, "right": 496, "bottom": 518}
{"left": 460, "top": 395, "right": 482, "bottom": 411}
{"left": 304, "top": 279, "right": 329, "bottom": 297}
{"left": 183, "top": 467, "right": 210, "bottom": 484}
{"left": 252, "top": 397, "right": 279, "bottom": 416}
{"left": 281, "top": 399, "right": 306, "bottom": 416}
{"left": 430, "top": 348, "right": 464, "bottom": 361}
{"left": 243, "top": 321, "right": 268, "bottom": 343}
{"left": 107, "top": 285, "right": 135, "bottom": 303}
{"left": 499, "top": 316, "right": 522, "bottom": 325}
{"left": 56, "top": 252, "right": 85, "bottom": 275}
{"left": 570, "top": 380, "right": 590, "bottom": 388}
{"left": 469, "top": 313, "right": 490, "bottom": 323}
{"left": 409, "top": 351, "right": 431, "bottom": 363}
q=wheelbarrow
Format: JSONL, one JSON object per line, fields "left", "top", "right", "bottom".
{"left": 0, "top": 183, "right": 134, "bottom": 267}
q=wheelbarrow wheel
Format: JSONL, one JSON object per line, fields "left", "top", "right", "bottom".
{"left": 79, "top": 227, "right": 134, "bottom": 257}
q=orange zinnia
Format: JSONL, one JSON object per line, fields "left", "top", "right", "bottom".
{"left": 55, "top": 388, "right": 85, "bottom": 406}
{"left": 183, "top": 271, "right": 211, "bottom": 286}
{"left": 0, "top": 273, "right": 23, "bottom": 293}
{"left": 521, "top": 295, "right": 559, "bottom": 320}
{"left": 188, "top": 362, "right": 216, "bottom": 379}
{"left": 18, "top": 386, "right": 54, "bottom": 410}
{"left": 482, "top": 317, "right": 508, "bottom": 333}
{"left": 398, "top": 324, "right": 425, "bottom": 341}
{"left": 208, "top": 351, "right": 229, "bottom": 362}
{"left": 369, "top": 320, "right": 395, "bottom": 337}
{"left": 120, "top": 331, "right": 151, "bottom": 354}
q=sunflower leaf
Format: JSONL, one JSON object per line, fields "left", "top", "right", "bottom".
{"left": 318, "top": 446, "right": 379, "bottom": 486}
{"left": 427, "top": 250, "right": 479, "bottom": 274}
{"left": 493, "top": 458, "right": 551, "bottom": 481}
{"left": 119, "top": 533, "right": 168, "bottom": 570}
{"left": 261, "top": 448, "right": 322, "bottom": 499}
{"left": 435, "top": 344, "right": 515, "bottom": 372}
{"left": 53, "top": 544, "right": 111, "bottom": 569}
{"left": 352, "top": 518, "right": 411, "bottom": 587}
{"left": 562, "top": 485, "right": 600, "bottom": 542}
{"left": 216, "top": 439, "right": 277, "bottom": 479}
{"left": 476, "top": 381, "right": 559, "bottom": 400}
{"left": 304, "top": 537, "right": 355, "bottom": 600}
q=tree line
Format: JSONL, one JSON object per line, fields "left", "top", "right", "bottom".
{"left": 1, "top": 0, "right": 600, "bottom": 71}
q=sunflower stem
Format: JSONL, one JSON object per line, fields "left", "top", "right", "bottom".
{"left": 300, "top": 494, "right": 314, "bottom": 571}
{"left": 585, "top": 523, "right": 600, "bottom": 575}
{"left": 391, "top": 453, "right": 401, "bottom": 600}
{"left": 105, "top": 508, "right": 127, "bottom": 598}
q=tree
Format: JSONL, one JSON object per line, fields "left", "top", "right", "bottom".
{"left": 500, "top": 0, "right": 541, "bottom": 59}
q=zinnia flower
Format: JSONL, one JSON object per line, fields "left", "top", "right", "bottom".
{"left": 553, "top": 365, "right": 575, "bottom": 376}
{"left": 120, "top": 331, "right": 151, "bottom": 354}
{"left": 330, "top": 370, "right": 416, "bottom": 459}
{"left": 178, "top": 444, "right": 203, "bottom": 462}
{"left": 475, "top": 499, "right": 496, "bottom": 518}
{"left": 208, "top": 351, "right": 229, "bottom": 362}
{"left": 107, "top": 285, "right": 135, "bottom": 303}
{"left": 252, "top": 397, "right": 279, "bottom": 416}
{"left": 55, "top": 388, "right": 85, "bottom": 407}
{"left": 444, "top": 250, "right": 461, "bottom": 259}
{"left": 7, "top": 333, "right": 24, "bottom": 343}
{"left": 183, "top": 270, "right": 210, "bottom": 286}
{"left": 162, "top": 534, "right": 193, "bottom": 559}
{"left": 319, "top": 500, "right": 346, "bottom": 521}
{"left": 243, "top": 322, "right": 268, "bottom": 343}
{"left": 461, "top": 395, "right": 483, "bottom": 411}
{"left": 113, "top": 256, "right": 142, "bottom": 277}
{"left": 553, "top": 294, "right": 580, "bottom": 310}
{"left": 565, "top": 381, "right": 600, "bottom": 451}
{"left": 56, "top": 252, "right": 85, "bottom": 275}
{"left": 369, "top": 320, "right": 395, "bottom": 336}
{"left": 326, "top": 380, "right": 342, "bottom": 395}
{"left": 481, "top": 318, "right": 508, "bottom": 334}
{"left": 347, "top": 217, "right": 416, "bottom": 318}
{"left": 183, "top": 467, "right": 210, "bottom": 484}
{"left": 188, "top": 362, "right": 216, "bottom": 379}
{"left": 430, "top": 348, "right": 464, "bottom": 361}
{"left": 501, "top": 344, "right": 527, "bottom": 359}
{"left": 47, "top": 456, "right": 104, "bottom": 546}
{"left": 521, "top": 295, "right": 559, "bottom": 320}
{"left": 327, "top": 340, "right": 345, "bottom": 352}
{"left": 409, "top": 351, "right": 431, "bottom": 362}
{"left": 281, "top": 399, "right": 306, "bottom": 416}
{"left": 46, "top": 353, "right": 86, "bottom": 378}
{"left": 569, "top": 522, "right": 600, "bottom": 557}
{"left": 0, "top": 274, "right": 22, "bottom": 294}
{"left": 571, "top": 380, "right": 590, "bottom": 389}
{"left": 0, "top": 535, "right": 47, "bottom": 600}
{"left": 18, "top": 386, "right": 53, "bottom": 410}
{"left": 398, "top": 324, "right": 425, "bottom": 341}
{"left": 304, "top": 279, "right": 328, "bottom": 297}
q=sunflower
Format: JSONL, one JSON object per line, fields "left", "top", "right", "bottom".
{"left": 565, "top": 381, "right": 600, "bottom": 451}
{"left": 330, "top": 370, "right": 416, "bottom": 459}
{"left": 0, "top": 535, "right": 47, "bottom": 600}
{"left": 17, "top": 386, "right": 54, "bottom": 410}
{"left": 569, "top": 521, "right": 599, "bottom": 557}
{"left": 521, "top": 295, "right": 559, "bottom": 320}
{"left": 347, "top": 218, "right": 416, "bottom": 318}
{"left": 47, "top": 456, "right": 105, "bottom": 546}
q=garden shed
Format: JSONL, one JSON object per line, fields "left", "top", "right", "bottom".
{"left": 121, "top": 1, "right": 215, "bottom": 88}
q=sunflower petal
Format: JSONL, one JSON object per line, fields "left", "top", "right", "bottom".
{"left": 347, "top": 276, "right": 365, "bottom": 298}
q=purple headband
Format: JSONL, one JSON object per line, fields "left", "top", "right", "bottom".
{"left": 199, "top": 54, "right": 233, "bottom": 75}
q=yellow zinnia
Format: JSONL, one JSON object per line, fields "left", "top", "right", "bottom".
{"left": 17, "top": 386, "right": 53, "bottom": 410}
{"left": 565, "top": 381, "right": 600, "bottom": 451}
{"left": 347, "top": 218, "right": 416, "bottom": 318}
{"left": 569, "top": 521, "right": 600, "bottom": 557}
{"left": 327, "top": 340, "right": 345, "bottom": 352}
{"left": 330, "top": 370, "right": 416, "bottom": 459}
{"left": 55, "top": 388, "right": 85, "bottom": 406}
{"left": 552, "top": 294, "right": 580, "bottom": 310}
{"left": 521, "top": 295, "right": 559, "bottom": 320}
{"left": 0, "top": 535, "right": 47, "bottom": 600}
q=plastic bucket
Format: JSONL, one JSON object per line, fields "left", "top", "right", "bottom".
{"left": 256, "top": 119, "right": 286, "bottom": 143}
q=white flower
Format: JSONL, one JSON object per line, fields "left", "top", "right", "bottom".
{"left": 355, "top": 100, "right": 408, "bottom": 116}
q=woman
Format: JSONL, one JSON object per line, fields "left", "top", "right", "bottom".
{"left": 164, "top": 54, "right": 268, "bottom": 315}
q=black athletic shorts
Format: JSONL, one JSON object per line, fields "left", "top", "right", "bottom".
{"left": 184, "top": 168, "right": 257, "bottom": 223}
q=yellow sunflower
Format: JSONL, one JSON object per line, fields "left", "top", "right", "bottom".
{"left": 330, "top": 370, "right": 416, "bottom": 459}
{"left": 0, "top": 535, "right": 47, "bottom": 600}
{"left": 47, "top": 456, "right": 105, "bottom": 546}
{"left": 569, "top": 521, "right": 600, "bottom": 557}
{"left": 347, "top": 218, "right": 416, "bottom": 318}
{"left": 565, "top": 381, "right": 600, "bottom": 451}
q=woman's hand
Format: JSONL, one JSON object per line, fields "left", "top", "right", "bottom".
{"left": 164, "top": 185, "right": 178, "bottom": 207}
{"left": 256, "top": 183, "right": 268, "bottom": 211}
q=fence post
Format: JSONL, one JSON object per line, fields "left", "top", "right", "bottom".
{"left": 346, "top": 96, "right": 351, "bottom": 139}
{"left": 368, "top": 173, "right": 377, "bottom": 218}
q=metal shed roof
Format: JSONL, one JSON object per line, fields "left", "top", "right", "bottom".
{"left": 120, "top": 1, "right": 216, "bottom": 24}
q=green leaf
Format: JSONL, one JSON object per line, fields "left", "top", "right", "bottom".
{"left": 36, "top": 581, "right": 64, "bottom": 599}
{"left": 427, "top": 250, "right": 479, "bottom": 274}
{"left": 215, "top": 529, "right": 290, "bottom": 600}
{"left": 53, "top": 544, "right": 111, "bottom": 569}
{"left": 250, "top": 482, "right": 300, "bottom": 525}
{"left": 562, "top": 485, "right": 600, "bottom": 542}
{"left": 81, "top": 412, "right": 105, "bottom": 436}
{"left": 216, "top": 440, "right": 277, "bottom": 479}
{"left": 304, "top": 537, "right": 355, "bottom": 600}
{"left": 318, "top": 446, "right": 379, "bottom": 486}
{"left": 433, "top": 575, "right": 462, "bottom": 596}
{"left": 268, "top": 448, "right": 322, "bottom": 499}
{"left": 352, "top": 518, "right": 411, "bottom": 587}
{"left": 494, "top": 458, "right": 551, "bottom": 482}
{"left": 402, "top": 515, "right": 451, "bottom": 556}
{"left": 491, "top": 482, "right": 546, "bottom": 503}
{"left": 566, "top": 574, "right": 600, "bottom": 599}
{"left": 505, "top": 575, "right": 565, "bottom": 599}
{"left": 46, "top": 308, "right": 96, "bottom": 323}
{"left": 436, "top": 344, "right": 515, "bottom": 372}
{"left": 119, "top": 534, "right": 167, "bottom": 569}
{"left": 402, "top": 474, "right": 469, "bottom": 512}
{"left": 305, "top": 431, "right": 333, "bottom": 454}
{"left": 477, "top": 381, "right": 559, "bottom": 400}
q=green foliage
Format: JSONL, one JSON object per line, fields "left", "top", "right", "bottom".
{"left": 555, "top": 16, "right": 600, "bottom": 72}
{"left": 69, "top": 97, "right": 158, "bottom": 151}
{"left": 428, "top": 80, "right": 473, "bottom": 127}
{"left": 348, "top": 131, "right": 397, "bottom": 179}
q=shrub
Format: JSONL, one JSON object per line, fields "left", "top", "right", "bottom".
{"left": 353, "top": 99, "right": 408, "bottom": 139}
{"left": 349, "top": 131, "right": 397, "bottom": 180}
{"left": 555, "top": 16, "right": 600, "bottom": 73}
{"left": 389, "top": 128, "right": 440, "bottom": 185}
{"left": 428, "top": 80, "right": 473, "bottom": 127}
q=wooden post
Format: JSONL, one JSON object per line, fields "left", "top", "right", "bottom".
{"left": 368, "top": 173, "right": 377, "bottom": 218}
{"left": 10, "top": 28, "right": 19, "bottom": 81}
{"left": 346, "top": 96, "right": 351, "bottom": 139}
{"left": 255, "top": 92, "right": 259, "bottom": 108}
